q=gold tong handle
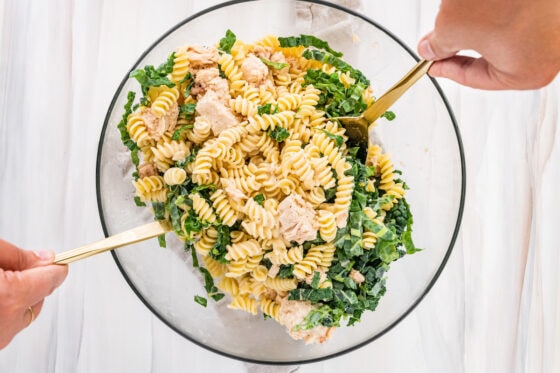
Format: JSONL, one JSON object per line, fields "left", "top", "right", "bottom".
{"left": 363, "top": 59, "right": 434, "bottom": 123}
{"left": 54, "top": 221, "right": 170, "bottom": 264}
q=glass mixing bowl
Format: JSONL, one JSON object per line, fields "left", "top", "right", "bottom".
{"left": 96, "top": 0, "right": 465, "bottom": 364}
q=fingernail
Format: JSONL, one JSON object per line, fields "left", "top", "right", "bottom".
{"left": 418, "top": 39, "right": 436, "bottom": 61}
{"left": 35, "top": 250, "right": 53, "bottom": 261}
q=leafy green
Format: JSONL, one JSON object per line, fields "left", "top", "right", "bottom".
{"left": 218, "top": 29, "right": 236, "bottom": 54}
{"left": 289, "top": 288, "right": 333, "bottom": 303}
{"left": 268, "top": 127, "right": 290, "bottom": 142}
{"left": 253, "top": 194, "right": 265, "bottom": 206}
{"left": 152, "top": 202, "right": 166, "bottom": 221}
{"left": 157, "top": 234, "right": 166, "bottom": 248}
{"left": 310, "top": 271, "right": 321, "bottom": 289}
{"left": 295, "top": 305, "right": 344, "bottom": 330}
{"left": 210, "top": 224, "right": 231, "bottom": 263}
{"left": 278, "top": 34, "right": 343, "bottom": 57}
{"left": 259, "top": 57, "right": 288, "bottom": 70}
{"left": 176, "top": 147, "right": 198, "bottom": 168}
{"left": 257, "top": 103, "right": 278, "bottom": 115}
{"left": 116, "top": 92, "right": 141, "bottom": 176}
{"left": 179, "top": 103, "right": 196, "bottom": 119}
{"left": 381, "top": 110, "right": 396, "bottom": 121}
{"left": 134, "top": 196, "right": 146, "bottom": 207}
{"left": 194, "top": 295, "right": 207, "bottom": 307}
{"left": 129, "top": 52, "right": 176, "bottom": 96}
{"left": 302, "top": 49, "right": 369, "bottom": 85}
{"left": 171, "top": 124, "right": 193, "bottom": 141}
{"left": 323, "top": 186, "right": 337, "bottom": 202}
{"left": 319, "top": 129, "right": 344, "bottom": 147}
{"left": 303, "top": 69, "right": 368, "bottom": 117}
{"left": 277, "top": 264, "right": 294, "bottom": 279}
{"left": 199, "top": 266, "right": 225, "bottom": 301}
{"left": 179, "top": 72, "right": 194, "bottom": 97}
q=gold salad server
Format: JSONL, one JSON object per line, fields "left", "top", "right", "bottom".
{"left": 336, "top": 59, "right": 433, "bottom": 155}
{"left": 54, "top": 221, "right": 171, "bottom": 264}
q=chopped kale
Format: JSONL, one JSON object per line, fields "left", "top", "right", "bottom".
{"left": 218, "top": 29, "right": 236, "bottom": 54}
{"left": 381, "top": 110, "right": 396, "bottom": 121}
{"left": 259, "top": 57, "right": 288, "bottom": 70}
{"left": 258, "top": 103, "right": 278, "bottom": 115}
{"left": 129, "top": 52, "right": 176, "bottom": 96}
{"left": 268, "top": 127, "right": 290, "bottom": 142}
{"left": 253, "top": 194, "right": 265, "bottom": 206}
{"left": 278, "top": 34, "right": 343, "bottom": 57}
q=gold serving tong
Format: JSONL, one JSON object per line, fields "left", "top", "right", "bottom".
{"left": 335, "top": 59, "right": 433, "bottom": 158}
{"left": 54, "top": 221, "right": 171, "bottom": 264}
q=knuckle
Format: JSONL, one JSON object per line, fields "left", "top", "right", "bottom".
{"left": 0, "top": 270, "right": 23, "bottom": 311}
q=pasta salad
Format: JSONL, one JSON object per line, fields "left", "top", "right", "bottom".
{"left": 117, "top": 30, "right": 420, "bottom": 344}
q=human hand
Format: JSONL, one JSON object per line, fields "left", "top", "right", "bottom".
{"left": 417, "top": 0, "right": 560, "bottom": 90}
{"left": 0, "top": 239, "right": 68, "bottom": 349}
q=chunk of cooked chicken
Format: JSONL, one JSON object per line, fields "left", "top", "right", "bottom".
{"left": 278, "top": 194, "right": 318, "bottom": 244}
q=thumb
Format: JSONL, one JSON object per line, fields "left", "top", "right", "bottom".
{"left": 11, "top": 264, "right": 68, "bottom": 307}
{"left": 417, "top": 31, "right": 459, "bottom": 61}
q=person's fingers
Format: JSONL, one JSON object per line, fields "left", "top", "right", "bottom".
{"left": 0, "top": 240, "right": 54, "bottom": 271}
{"left": 20, "top": 300, "right": 44, "bottom": 329}
{"left": 428, "top": 55, "right": 518, "bottom": 90}
{"left": 417, "top": 31, "right": 459, "bottom": 61}
{"left": 3, "top": 264, "right": 68, "bottom": 308}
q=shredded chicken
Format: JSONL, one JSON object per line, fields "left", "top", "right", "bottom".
{"left": 278, "top": 194, "right": 318, "bottom": 244}
{"left": 192, "top": 67, "right": 239, "bottom": 135}
{"left": 196, "top": 93, "right": 239, "bottom": 135}
{"left": 140, "top": 102, "right": 179, "bottom": 141}
{"left": 221, "top": 178, "right": 247, "bottom": 201}
{"left": 185, "top": 45, "right": 219, "bottom": 70}
{"left": 276, "top": 297, "right": 334, "bottom": 344}
{"left": 137, "top": 162, "right": 158, "bottom": 178}
{"left": 349, "top": 269, "right": 365, "bottom": 285}
{"left": 191, "top": 67, "right": 229, "bottom": 101}
{"left": 240, "top": 54, "right": 269, "bottom": 86}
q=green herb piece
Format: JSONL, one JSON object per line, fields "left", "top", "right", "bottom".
{"left": 268, "top": 127, "right": 290, "bottom": 142}
{"left": 257, "top": 103, "right": 278, "bottom": 115}
{"left": 303, "top": 69, "right": 368, "bottom": 117}
{"left": 319, "top": 129, "right": 344, "bottom": 147}
{"left": 194, "top": 295, "right": 207, "bottom": 307}
{"left": 219, "top": 29, "right": 236, "bottom": 54}
{"left": 152, "top": 202, "right": 166, "bottom": 221}
{"left": 277, "top": 264, "right": 294, "bottom": 279}
{"left": 381, "top": 110, "right": 396, "bottom": 121}
{"left": 259, "top": 57, "right": 288, "bottom": 70}
{"left": 157, "top": 234, "right": 166, "bottom": 248}
{"left": 171, "top": 124, "right": 193, "bottom": 141}
{"left": 310, "top": 271, "right": 321, "bottom": 289}
{"left": 302, "top": 49, "right": 369, "bottom": 85}
{"left": 129, "top": 52, "right": 176, "bottom": 95}
{"left": 253, "top": 194, "right": 265, "bottom": 206}
{"left": 278, "top": 34, "right": 343, "bottom": 57}
{"left": 179, "top": 103, "right": 196, "bottom": 119}
{"left": 182, "top": 208, "right": 207, "bottom": 237}
{"left": 288, "top": 288, "right": 333, "bottom": 303}
{"left": 210, "top": 224, "right": 231, "bottom": 263}
{"left": 134, "top": 196, "right": 146, "bottom": 207}
{"left": 175, "top": 147, "right": 198, "bottom": 169}
{"left": 116, "top": 91, "right": 139, "bottom": 152}
{"left": 322, "top": 186, "right": 337, "bottom": 202}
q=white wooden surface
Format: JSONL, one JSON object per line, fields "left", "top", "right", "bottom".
{"left": 1, "top": 1, "right": 559, "bottom": 372}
